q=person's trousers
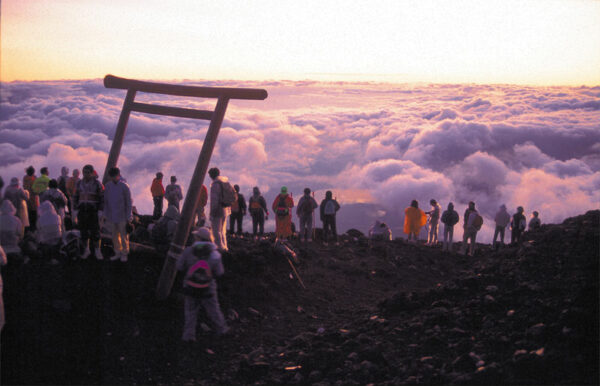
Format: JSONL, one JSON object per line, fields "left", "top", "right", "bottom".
{"left": 322, "top": 215, "right": 337, "bottom": 242}
{"left": 211, "top": 216, "right": 228, "bottom": 251}
{"left": 511, "top": 228, "right": 522, "bottom": 244}
{"left": 298, "top": 214, "right": 313, "bottom": 240}
{"left": 182, "top": 293, "right": 228, "bottom": 341}
{"left": 109, "top": 221, "right": 129, "bottom": 254}
{"left": 493, "top": 225, "right": 506, "bottom": 247}
{"left": 428, "top": 220, "right": 439, "bottom": 243}
{"left": 229, "top": 212, "right": 243, "bottom": 235}
{"left": 461, "top": 229, "right": 477, "bottom": 255}
{"left": 153, "top": 196, "right": 163, "bottom": 219}
{"left": 251, "top": 211, "right": 264, "bottom": 235}
{"left": 78, "top": 205, "right": 100, "bottom": 250}
{"left": 443, "top": 225, "right": 454, "bottom": 251}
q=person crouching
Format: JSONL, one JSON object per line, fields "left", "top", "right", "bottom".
{"left": 177, "top": 227, "right": 229, "bottom": 342}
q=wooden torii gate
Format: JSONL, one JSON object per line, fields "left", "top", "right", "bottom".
{"left": 102, "top": 75, "right": 268, "bottom": 299}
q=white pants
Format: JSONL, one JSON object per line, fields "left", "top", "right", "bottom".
{"left": 211, "top": 216, "right": 228, "bottom": 251}
{"left": 109, "top": 221, "right": 129, "bottom": 254}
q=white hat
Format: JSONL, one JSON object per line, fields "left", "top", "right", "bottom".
{"left": 192, "top": 227, "right": 212, "bottom": 241}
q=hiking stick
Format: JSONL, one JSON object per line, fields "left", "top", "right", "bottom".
{"left": 286, "top": 256, "right": 306, "bottom": 289}
{"left": 312, "top": 191, "right": 316, "bottom": 241}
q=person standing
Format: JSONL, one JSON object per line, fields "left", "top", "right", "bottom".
{"left": 165, "top": 175, "right": 183, "bottom": 211}
{"left": 74, "top": 164, "right": 105, "bottom": 260}
{"left": 461, "top": 201, "right": 482, "bottom": 256}
{"left": 3, "top": 177, "right": 30, "bottom": 232}
{"left": 511, "top": 206, "right": 526, "bottom": 245}
{"left": 195, "top": 184, "right": 208, "bottom": 227}
{"left": 248, "top": 186, "right": 268, "bottom": 239}
{"left": 177, "top": 227, "right": 229, "bottom": 341}
{"left": 57, "top": 166, "right": 70, "bottom": 214}
{"left": 151, "top": 172, "right": 165, "bottom": 220}
{"left": 272, "top": 186, "right": 295, "bottom": 242}
{"left": 228, "top": 184, "right": 246, "bottom": 237}
{"left": 404, "top": 200, "right": 427, "bottom": 243}
{"left": 0, "top": 245, "right": 6, "bottom": 331}
{"left": 319, "top": 190, "right": 340, "bottom": 246}
{"left": 440, "top": 202, "right": 459, "bottom": 251}
{"left": 66, "top": 169, "right": 81, "bottom": 224}
{"left": 32, "top": 167, "right": 50, "bottom": 196}
{"left": 23, "top": 166, "right": 38, "bottom": 231}
{"left": 296, "top": 188, "right": 318, "bottom": 242}
{"left": 493, "top": 204, "right": 511, "bottom": 249}
{"left": 528, "top": 211, "right": 541, "bottom": 230}
{"left": 40, "top": 179, "right": 68, "bottom": 231}
{"left": 36, "top": 201, "right": 63, "bottom": 265}
{"left": 426, "top": 199, "right": 441, "bottom": 246}
{"left": 208, "top": 167, "right": 232, "bottom": 251}
{"left": 104, "top": 167, "right": 133, "bottom": 262}
{"left": 0, "top": 200, "right": 24, "bottom": 256}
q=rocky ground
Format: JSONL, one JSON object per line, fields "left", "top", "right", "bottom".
{"left": 1, "top": 210, "right": 598, "bottom": 385}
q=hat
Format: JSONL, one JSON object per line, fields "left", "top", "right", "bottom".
{"left": 192, "top": 227, "right": 212, "bottom": 241}
{"left": 281, "top": 186, "right": 288, "bottom": 194}
{"left": 10, "top": 177, "right": 19, "bottom": 186}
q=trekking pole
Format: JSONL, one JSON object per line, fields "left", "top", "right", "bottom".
{"left": 312, "top": 191, "right": 316, "bottom": 241}
{"left": 286, "top": 256, "right": 306, "bottom": 289}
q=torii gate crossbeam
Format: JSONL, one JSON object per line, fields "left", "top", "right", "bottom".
{"left": 102, "top": 75, "right": 268, "bottom": 299}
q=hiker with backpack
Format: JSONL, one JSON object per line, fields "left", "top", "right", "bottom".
{"left": 441, "top": 202, "right": 459, "bottom": 251}
{"left": 208, "top": 167, "right": 236, "bottom": 251}
{"left": 461, "top": 201, "right": 483, "bottom": 256}
{"left": 74, "top": 164, "right": 105, "bottom": 260}
{"left": 425, "top": 199, "right": 441, "bottom": 246}
{"left": 0, "top": 200, "right": 24, "bottom": 256}
{"left": 296, "top": 188, "right": 318, "bottom": 242}
{"left": 151, "top": 205, "right": 180, "bottom": 253}
{"left": 369, "top": 220, "right": 392, "bottom": 241}
{"left": 493, "top": 204, "right": 511, "bottom": 249}
{"left": 165, "top": 176, "right": 183, "bottom": 211}
{"left": 272, "top": 186, "right": 295, "bottom": 242}
{"left": 103, "top": 167, "right": 133, "bottom": 263}
{"left": 511, "top": 206, "right": 526, "bottom": 245}
{"left": 195, "top": 184, "right": 209, "bottom": 227}
{"left": 228, "top": 184, "right": 247, "bottom": 237}
{"left": 40, "top": 179, "right": 68, "bottom": 231}
{"left": 319, "top": 190, "right": 340, "bottom": 246}
{"left": 248, "top": 186, "right": 269, "bottom": 240}
{"left": 37, "top": 201, "right": 63, "bottom": 265}
{"left": 66, "top": 169, "right": 80, "bottom": 224}
{"left": 150, "top": 172, "right": 165, "bottom": 220}
{"left": 23, "top": 166, "right": 38, "bottom": 231}
{"left": 404, "top": 200, "right": 427, "bottom": 243}
{"left": 57, "top": 166, "right": 70, "bottom": 215}
{"left": 3, "top": 177, "right": 30, "bottom": 232}
{"left": 177, "top": 227, "right": 229, "bottom": 342}
{"left": 528, "top": 211, "right": 541, "bottom": 231}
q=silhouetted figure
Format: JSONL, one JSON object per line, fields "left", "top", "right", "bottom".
{"left": 151, "top": 172, "right": 165, "bottom": 220}
{"left": 426, "top": 199, "right": 441, "bottom": 245}
{"left": 74, "top": 164, "right": 105, "bottom": 260}
{"left": 369, "top": 220, "right": 392, "bottom": 241}
{"left": 441, "top": 202, "right": 459, "bottom": 251}
{"left": 528, "top": 210, "right": 541, "bottom": 231}
{"left": 165, "top": 175, "right": 183, "bottom": 211}
{"left": 461, "top": 201, "right": 483, "bottom": 256}
{"left": 104, "top": 167, "right": 133, "bottom": 262}
{"left": 296, "top": 188, "right": 318, "bottom": 242}
{"left": 273, "top": 186, "right": 295, "bottom": 242}
{"left": 320, "top": 190, "right": 340, "bottom": 246}
{"left": 209, "top": 167, "right": 232, "bottom": 251}
{"left": 23, "top": 166, "right": 38, "bottom": 231}
{"left": 511, "top": 206, "right": 526, "bottom": 245}
{"left": 493, "top": 204, "right": 511, "bottom": 249}
{"left": 229, "top": 184, "right": 246, "bottom": 236}
{"left": 248, "top": 186, "right": 268, "bottom": 239}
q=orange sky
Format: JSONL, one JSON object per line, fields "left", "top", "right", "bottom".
{"left": 1, "top": 0, "right": 600, "bottom": 85}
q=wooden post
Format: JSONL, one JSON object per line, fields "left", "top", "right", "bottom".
{"left": 155, "top": 96, "right": 230, "bottom": 300}
{"left": 102, "top": 89, "right": 136, "bottom": 184}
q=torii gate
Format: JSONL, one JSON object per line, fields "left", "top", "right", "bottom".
{"left": 102, "top": 75, "right": 268, "bottom": 299}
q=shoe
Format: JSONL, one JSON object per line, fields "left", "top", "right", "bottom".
{"left": 110, "top": 252, "right": 121, "bottom": 261}
{"left": 120, "top": 253, "right": 128, "bottom": 262}
{"left": 81, "top": 248, "right": 91, "bottom": 260}
{"left": 95, "top": 248, "right": 104, "bottom": 260}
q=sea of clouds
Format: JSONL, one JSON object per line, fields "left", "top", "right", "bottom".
{"left": 1, "top": 79, "right": 599, "bottom": 242}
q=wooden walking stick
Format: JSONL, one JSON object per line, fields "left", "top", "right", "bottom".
{"left": 101, "top": 75, "right": 267, "bottom": 300}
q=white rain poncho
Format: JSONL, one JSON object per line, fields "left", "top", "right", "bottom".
{"left": 0, "top": 200, "right": 24, "bottom": 253}
{"left": 37, "top": 201, "right": 62, "bottom": 245}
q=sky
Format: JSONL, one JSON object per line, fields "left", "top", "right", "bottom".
{"left": 1, "top": 1, "right": 599, "bottom": 242}
{"left": 1, "top": 0, "right": 600, "bottom": 85}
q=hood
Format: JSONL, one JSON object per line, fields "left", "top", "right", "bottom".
{"left": 500, "top": 204, "right": 507, "bottom": 211}
{"left": 10, "top": 177, "right": 19, "bottom": 186}
{"left": 1, "top": 200, "right": 16, "bottom": 216}
{"left": 38, "top": 201, "right": 57, "bottom": 216}
{"left": 164, "top": 205, "right": 180, "bottom": 220}
{"left": 61, "top": 166, "right": 69, "bottom": 176}
{"left": 252, "top": 187, "right": 260, "bottom": 196}
{"left": 447, "top": 202, "right": 454, "bottom": 210}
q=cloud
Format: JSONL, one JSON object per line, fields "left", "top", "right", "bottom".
{"left": 1, "top": 79, "right": 599, "bottom": 241}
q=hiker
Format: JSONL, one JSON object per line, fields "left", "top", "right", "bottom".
{"left": 209, "top": 167, "right": 235, "bottom": 251}
{"left": 248, "top": 186, "right": 268, "bottom": 239}
{"left": 39, "top": 179, "right": 68, "bottom": 230}
{"left": 404, "top": 200, "right": 427, "bottom": 242}
{"left": 165, "top": 175, "right": 183, "bottom": 211}
{"left": 528, "top": 211, "right": 541, "bottom": 231}
{"left": 177, "top": 227, "right": 229, "bottom": 342}
{"left": 320, "top": 190, "right": 340, "bottom": 246}
{"left": 37, "top": 201, "right": 63, "bottom": 265}
{"left": 493, "top": 204, "right": 511, "bottom": 249}
{"left": 273, "top": 186, "right": 295, "bottom": 242}
{"left": 440, "top": 202, "right": 459, "bottom": 251}
{"left": 23, "top": 166, "right": 38, "bottom": 230}
{"left": 461, "top": 201, "right": 482, "bottom": 256}
{"left": 74, "top": 164, "right": 105, "bottom": 260}
{"left": 66, "top": 169, "right": 80, "bottom": 223}
{"left": 195, "top": 184, "right": 208, "bottom": 227}
{"left": 103, "top": 167, "right": 133, "bottom": 262}
{"left": 296, "top": 188, "right": 318, "bottom": 242}
{"left": 151, "top": 172, "right": 165, "bottom": 220}
{"left": 3, "top": 177, "right": 30, "bottom": 232}
{"left": 369, "top": 220, "right": 392, "bottom": 241}
{"left": 0, "top": 245, "right": 6, "bottom": 331}
{"left": 511, "top": 206, "right": 526, "bottom": 245}
{"left": 151, "top": 205, "right": 180, "bottom": 253}
{"left": 228, "top": 184, "right": 247, "bottom": 237}
{"left": 57, "top": 166, "right": 70, "bottom": 213}
{"left": 0, "top": 200, "right": 24, "bottom": 255}
{"left": 32, "top": 166, "right": 50, "bottom": 196}
{"left": 426, "top": 199, "right": 441, "bottom": 246}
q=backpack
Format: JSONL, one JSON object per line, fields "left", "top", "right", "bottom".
{"left": 151, "top": 218, "right": 170, "bottom": 245}
{"left": 298, "top": 197, "right": 314, "bottom": 216}
{"left": 166, "top": 186, "right": 180, "bottom": 204}
{"left": 219, "top": 181, "right": 238, "bottom": 207}
{"left": 249, "top": 197, "right": 262, "bottom": 211}
{"left": 472, "top": 213, "right": 483, "bottom": 231}
{"left": 182, "top": 243, "right": 213, "bottom": 298}
{"left": 231, "top": 196, "right": 240, "bottom": 213}
{"left": 276, "top": 195, "right": 289, "bottom": 217}
{"left": 324, "top": 200, "right": 336, "bottom": 215}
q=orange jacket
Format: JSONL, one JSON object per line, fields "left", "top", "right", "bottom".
{"left": 150, "top": 178, "right": 165, "bottom": 197}
{"left": 404, "top": 206, "right": 427, "bottom": 234}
